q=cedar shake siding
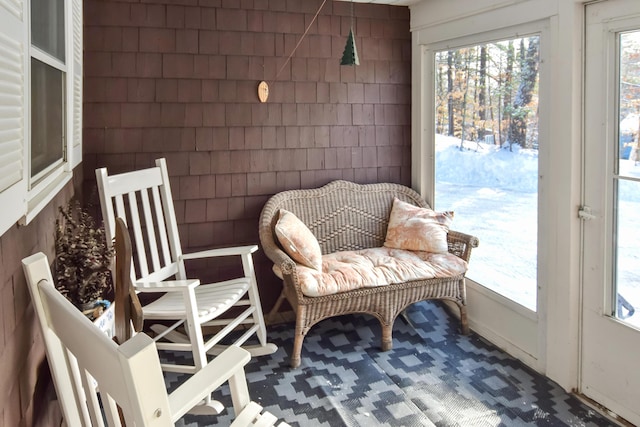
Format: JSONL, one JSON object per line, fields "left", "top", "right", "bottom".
{"left": 0, "top": 2, "right": 411, "bottom": 425}
{"left": 82, "top": 0, "right": 411, "bottom": 312}
{"left": 0, "top": 179, "right": 76, "bottom": 426}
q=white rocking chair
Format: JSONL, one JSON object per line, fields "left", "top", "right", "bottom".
{"left": 95, "top": 158, "right": 276, "bottom": 414}
{"left": 22, "top": 252, "right": 288, "bottom": 426}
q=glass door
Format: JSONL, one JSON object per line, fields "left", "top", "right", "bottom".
{"left": 434, "top": 36, "right": 540, "bottom": 311}
{"left": 582, "top": 1, "right": 640, "bottom": 424}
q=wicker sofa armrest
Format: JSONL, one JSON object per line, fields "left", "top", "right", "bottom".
{"left": 447, "top": 230, "right": 480, "bottom": 262}
{"left": 267, "top": 245, "right": 295, "bottom": 271}
{"left": 278, "top": 257, "right": 307, "bottom": 301}
{"left": 260, "top": 233, "right": 307, "bottom": 301}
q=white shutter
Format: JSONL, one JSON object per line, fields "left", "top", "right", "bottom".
{"left": 0, "top": 29, "right": 23, "bottom": 192}
{"left": 69, "top": 0, "right": 82, "bottom": 168}
{"left": 0, "top": 0, "right": 27, "bottom": 236}
{"left": 0, "top": 0, "right": 82, "bottom": 235}
{"left": 0, "top": 0, "right": 22, "bottom": 20}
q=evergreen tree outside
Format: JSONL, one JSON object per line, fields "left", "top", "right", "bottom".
{"left": 434, "top": 36, "right": 540, "bottom": 151}
{"left": 508, "top": 37, "right": 540, "bottom": 150}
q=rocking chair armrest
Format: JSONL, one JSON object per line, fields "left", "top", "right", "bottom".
{"left": 181, "top": 245, "right": 259, "bottom": 260}
{"left": 134, "top": 279, "right": 200, "bottom": 292}
{"left": 168, "top": 346, "right": 252, "bottom": 422}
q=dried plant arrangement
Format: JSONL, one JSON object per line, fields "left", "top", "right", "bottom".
{"left": 55, "top": 200, "right": 114, "bottom": 311}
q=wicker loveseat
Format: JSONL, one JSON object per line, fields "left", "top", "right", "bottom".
{"left": 259, "top": 180, "right": 479, "bottom": 368}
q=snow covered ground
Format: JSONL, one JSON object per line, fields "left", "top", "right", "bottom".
{"left": 434, "top": 134, "right": 640, "bottom": 326}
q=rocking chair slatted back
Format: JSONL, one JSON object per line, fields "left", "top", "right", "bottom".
{"left": 97, "top": 162, "right": 182, "bottom": 283}
{"left": 95, "top": 158, "right": 277, "bottom": 387}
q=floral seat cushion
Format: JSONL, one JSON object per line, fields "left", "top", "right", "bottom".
{"left": 274, "top": 247, "right": 467, "bottom": 298}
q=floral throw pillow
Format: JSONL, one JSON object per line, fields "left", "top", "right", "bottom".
{"left": 383, "top": 198, "right": 454, "bottom": 254}
{"left": 274, "top": 209, "right": 322, "bottom": 271}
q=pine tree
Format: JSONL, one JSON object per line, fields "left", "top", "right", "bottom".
{"left": 508, "top": 37, "right": 540, "bottom": 149}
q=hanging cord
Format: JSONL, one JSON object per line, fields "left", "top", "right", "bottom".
{"left": 275, "top": 0, "right": 328, "bottom": 80}
{"left": 350, "top": 0, "right": 355, "bottom": 31}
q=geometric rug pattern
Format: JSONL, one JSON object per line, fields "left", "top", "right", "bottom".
{"left": 164, "top": 301, "right": 618, "bottom": 426}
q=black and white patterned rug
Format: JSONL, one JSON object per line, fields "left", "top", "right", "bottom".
{"left": 164, "top": 301, "right": 617, "bottom": 427}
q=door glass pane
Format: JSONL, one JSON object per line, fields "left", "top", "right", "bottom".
{"left": 434, "top": 36, "right": 540, "bottom": 311}
{"left": 615, "top": 30, "right": 640, "bottom": 326}
{"left": 615, "top": 180, "right": 640, "bottom": 326}
{"left": 31, "top": 58, "right": 65, "bottom": 179}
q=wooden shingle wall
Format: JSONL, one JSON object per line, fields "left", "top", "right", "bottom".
{"left": 82, "top": 0, "right": 411, "bottom": 313}
{"left": 83, "top": 0, "right": 411, "bottom": 328}
{"left": 0, "top": 180, "right": 75, "bottom": 426}
{"left": 82, "top": 0, "right": 412, "bottom": 312}
{"left": 1, "top": 1, "right": 410, "bottom": 425}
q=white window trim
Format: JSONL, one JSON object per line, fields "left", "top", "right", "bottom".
{"left": 0, "top": 0, "right": 82, "bottom": 235}
{"left": 21, "top": 168, "right": 72, "bottom": 225}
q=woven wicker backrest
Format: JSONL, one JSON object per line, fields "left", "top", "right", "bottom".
{"left": 259, "top": 180, "right": 428, "bottom": 255}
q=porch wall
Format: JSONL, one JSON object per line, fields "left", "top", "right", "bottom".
{"left": 82, "top": 0, "right": 413, "bottom": 310}
{"left": 0, "top": 180, "right": 76, "bottom": 426}
{"left": 3, "top": 1, "right": 411, "bottom": 425}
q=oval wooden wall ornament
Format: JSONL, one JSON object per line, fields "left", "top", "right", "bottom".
{"left": 258, "top": 81, "right": 269, "bottom": 103}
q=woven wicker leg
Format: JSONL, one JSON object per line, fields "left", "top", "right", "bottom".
{"left": 291, "top": 332, "right": 304, "bottom": 368}
{"left": 380, "top": 323, "right": 393, "bottom": 351}
{"left": 459, "top": 304, "right": 470, "bottom": 335}
{"left": 290, "top": 307, "right": 307, "bottom": 368}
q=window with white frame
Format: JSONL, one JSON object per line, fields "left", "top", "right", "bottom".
{"left": 30, "top": 0, "right": 66, "bottom": 183}
{"left": 0, "top": 0, "right": 82, "bottom": 236}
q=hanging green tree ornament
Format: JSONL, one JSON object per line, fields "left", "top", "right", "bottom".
{"left": 340, "top": 0, "right": 359, "bottom": 66}
{"left": 341, "top": 27, "right": 359, "bottom": 66}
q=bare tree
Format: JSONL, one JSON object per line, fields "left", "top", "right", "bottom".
{"left": 459, "top": 49, "right": 473, "bottom": 150}
{"left": 478, "top": 46, "right": 488, "bottom": 124}
{"left": 503, "top": 40, "right": 515, "bottom": 148}
{"left": 447, "top": 51, "right": 455, "bottom": 136}
{"left": 434, "top": 36, "right": 540, "bottom": 153}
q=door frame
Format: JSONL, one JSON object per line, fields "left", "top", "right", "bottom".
{"left": 411, "top": 0, "right": 585, "bottom": 392}
{"left": 581, "top": 2, "right": 640, "bottom": 424}
{"left": 413, "top": 16, "right": 551, "bottom": 371}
